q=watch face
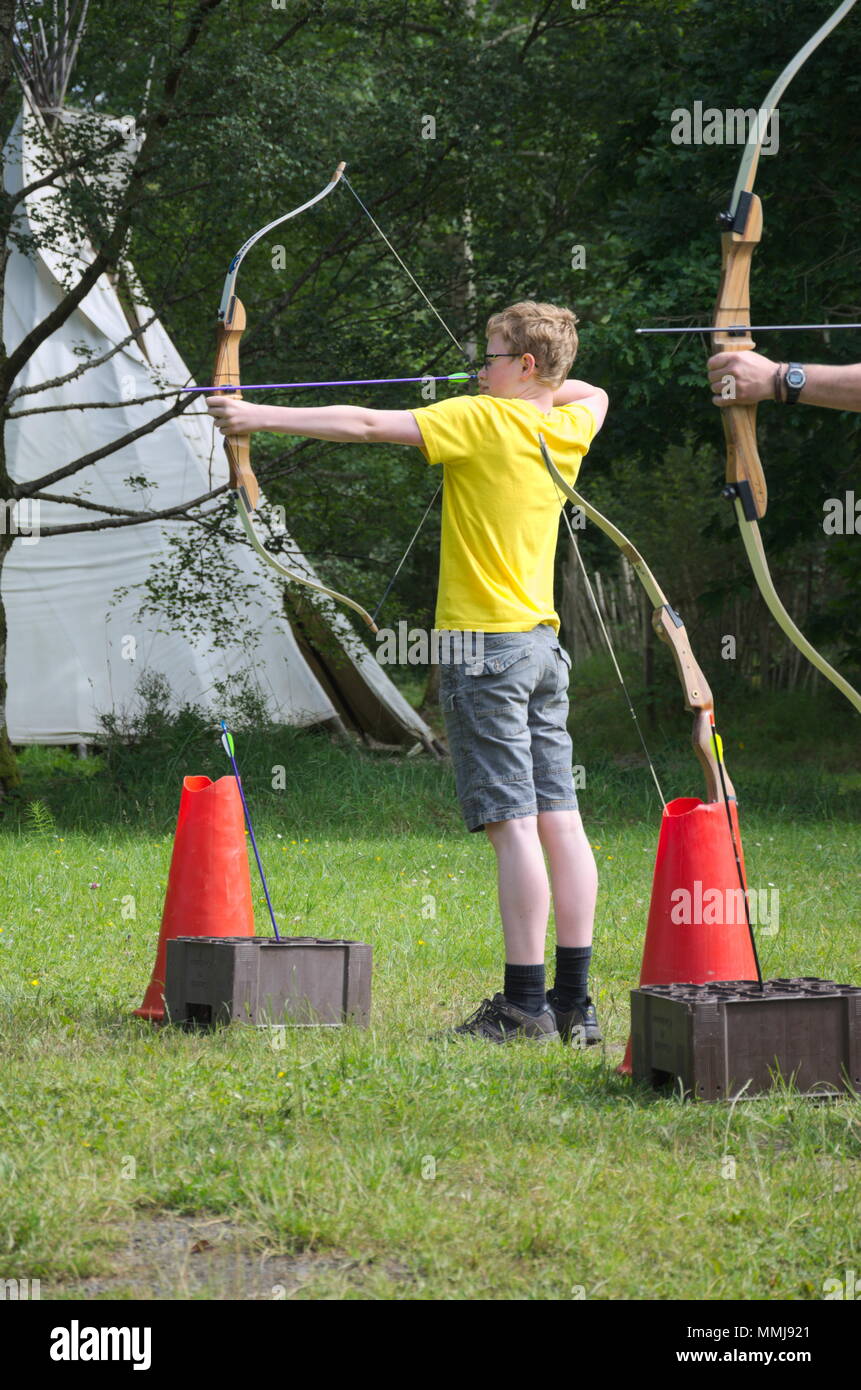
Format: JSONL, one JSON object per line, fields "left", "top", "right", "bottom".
{"left": 787, "top": 368, "right": 805, "bottom": 388}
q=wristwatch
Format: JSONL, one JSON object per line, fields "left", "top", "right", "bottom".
{"left": 784, "top": 363, "right": 806, "bottom": 405}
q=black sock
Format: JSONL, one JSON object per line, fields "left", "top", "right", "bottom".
{"left": 503, "top": 962, "right": 546, "bottom": 1015}
{"left": 553, "top": 946, "right": 591, "bottom": 1007}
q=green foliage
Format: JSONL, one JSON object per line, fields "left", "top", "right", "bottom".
{"left": 7, "top": 0, "right": 859, "bottom": 671}
{"left": 23, "top": 799, "right": 55, "bottom": 837}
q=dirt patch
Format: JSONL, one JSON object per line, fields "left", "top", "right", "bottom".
{"left": 54, "top": 1214, "right": 412, "bottom": 1300}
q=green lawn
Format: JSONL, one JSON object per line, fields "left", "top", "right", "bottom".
{"left": 1, "top": 717, "right": 859, "bottom": 1300}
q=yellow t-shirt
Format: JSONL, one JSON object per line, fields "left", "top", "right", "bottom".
{"left": 411, "top": 394, "right": 596, "bottom": 633}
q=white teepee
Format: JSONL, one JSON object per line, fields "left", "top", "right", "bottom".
{"left": 2, "top": 93, "right": 442, "bottom": 755}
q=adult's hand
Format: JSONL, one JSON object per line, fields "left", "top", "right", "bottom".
{"left": 707, "top": 349, "right": 776, "bottom": 406}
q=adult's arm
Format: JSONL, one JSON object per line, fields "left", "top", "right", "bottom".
{"left": 707, "top": 351, "right": 861, "bottom": 411}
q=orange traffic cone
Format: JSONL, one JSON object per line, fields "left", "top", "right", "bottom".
{"left": 134, "top": 775, "right": 255, "bottom": 1021}
{"left": 618, "top": 796, "right": 758, "bottom": 1074}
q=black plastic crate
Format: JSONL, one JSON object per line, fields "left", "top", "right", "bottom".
{"left": 164, "top": 935, "right": 372, "bottom": 1028}
{"left": 631, "top": 978, "right": 861, "bottom": 1101}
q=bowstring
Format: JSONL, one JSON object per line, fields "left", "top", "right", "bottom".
{"left": 339, "top": 171, "right": 472, "bottom": 619}
{"left": 550, "top": 474, "right": 667, "bottom": 810}
{"left": 370, "top": 482, "right": 441, "bottom": 628}
{"left": 340, "top": 173, "right": 472, "bottom": 369}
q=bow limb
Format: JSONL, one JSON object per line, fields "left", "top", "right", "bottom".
{"left": 218, "top": 163, "right": 346, "bottom": 324}
{"left": 233, "top": 493, "right": 378, "bottom": 633}
{"left": 539, "top": 437, "right": 731, "bottom": 802}
{"left": 733, "top": 514, "right": 860, "bottom": 712}
{"left": 712, "top": 0, "right": 861, "bottom": 714}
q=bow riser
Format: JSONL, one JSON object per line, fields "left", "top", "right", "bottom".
{"left": 713, "top": 193, "right": 768, "bottom": 521}
{"left": 211, "top": 278, "right": 378, "bottom": 632}
{"left": 213, "top": 295, "right": 259, "bottom": 511}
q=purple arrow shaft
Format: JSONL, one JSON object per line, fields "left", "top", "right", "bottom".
{"left": 181, "top": 372, "right": 475, "bottom": 393}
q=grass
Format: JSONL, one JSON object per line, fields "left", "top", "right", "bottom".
{"left": 1, "top": 698, "right": 860, "bottom": 1300}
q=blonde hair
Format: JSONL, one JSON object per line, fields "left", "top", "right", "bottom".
{"left": 485, "top": 301, "right": 579, "bottom": 387}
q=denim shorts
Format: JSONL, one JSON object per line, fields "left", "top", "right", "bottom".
{"left": 439, "top": 624, "right": 578, "bottom": 832}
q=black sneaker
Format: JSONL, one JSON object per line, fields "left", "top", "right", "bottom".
{"left": 546, "top": 989, "right": 602, "bottom": 1046}
{"left": 438, "top": 993, "right": 560, "bottom": 1044}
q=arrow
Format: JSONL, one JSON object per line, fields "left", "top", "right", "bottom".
{"left": 220, "top": 720, "right": 281, "bottom": 940}
{"left": 636, "top": 323, "right": 861, "bottom": 335}
{"left": 182, "top": 371, "right": 476, "bottom": 394}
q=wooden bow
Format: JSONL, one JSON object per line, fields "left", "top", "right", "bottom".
{"left": 540, "top": 436, "right": 732, "bottom": 804}
{"left": 212, "top": 161, "right": 379, "bottom": 632}
{"left": 712, "top": 0, "right": 860, "bottom": 713}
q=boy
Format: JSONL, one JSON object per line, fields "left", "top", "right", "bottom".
{"left": 208, "top": 300, "right": 608, "bottom": 1044}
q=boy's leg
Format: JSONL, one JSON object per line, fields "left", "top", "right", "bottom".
{"left": 526, "top": 634, "right": 601, "bottom": 1039}
{"left": 484, "top": 815, "right": 550, "bottom": 1016}
{"left": 436, "top": 630, "right": 558, "bottom": 1039}
{"left": 536, "top": 809, "right": 597, "bottom": 948}
{"left": 485, "top": 815, "right": 550, "bottom": 962}
{"left": 537, "top": 809, "right": 602, "bottom": 1041}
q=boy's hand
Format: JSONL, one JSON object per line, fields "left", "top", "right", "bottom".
{"left": 553, "top": 379, "right": 609, "bottom": 431}
{"left": 206, "top": 393, "right": 265, "bottom": 436}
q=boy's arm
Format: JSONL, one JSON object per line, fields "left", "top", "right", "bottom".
{"left": 552, "top": 379, "right": 609, "bottom": 431}
{"left": 206, "top": 397, "right": 424, "bottom": 446}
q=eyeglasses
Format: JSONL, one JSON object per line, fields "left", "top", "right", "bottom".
{"left": 481, "top": 353, "right": 521, "bottom": 368}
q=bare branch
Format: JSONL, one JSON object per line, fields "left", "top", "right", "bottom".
{"left": 9, "top": 389, "right": 200, "bottom": 417}
{"left": 29, "top": 483, "right": 229, "bottom": 533}
{"left": 481, "top": 23, "right": 532, "bottom": 51}
{"left": 12, "top": 392, "right": 196, "bottom": 498}
{"left": 265, "top": 7, "right": 315, "bottom": 54}
{"left": 9, "top": 132, "right": 125, "bottom": 212}
{"left": 7, "top": 309, "right": 164, "bottom": 401}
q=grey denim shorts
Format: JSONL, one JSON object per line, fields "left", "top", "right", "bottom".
{"left": 439, "top": 624, "right": 578, "bottom": 832}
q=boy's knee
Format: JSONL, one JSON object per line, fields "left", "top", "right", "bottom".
{"left": 485, "top": 814, "right": 538, "bottom": 846}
